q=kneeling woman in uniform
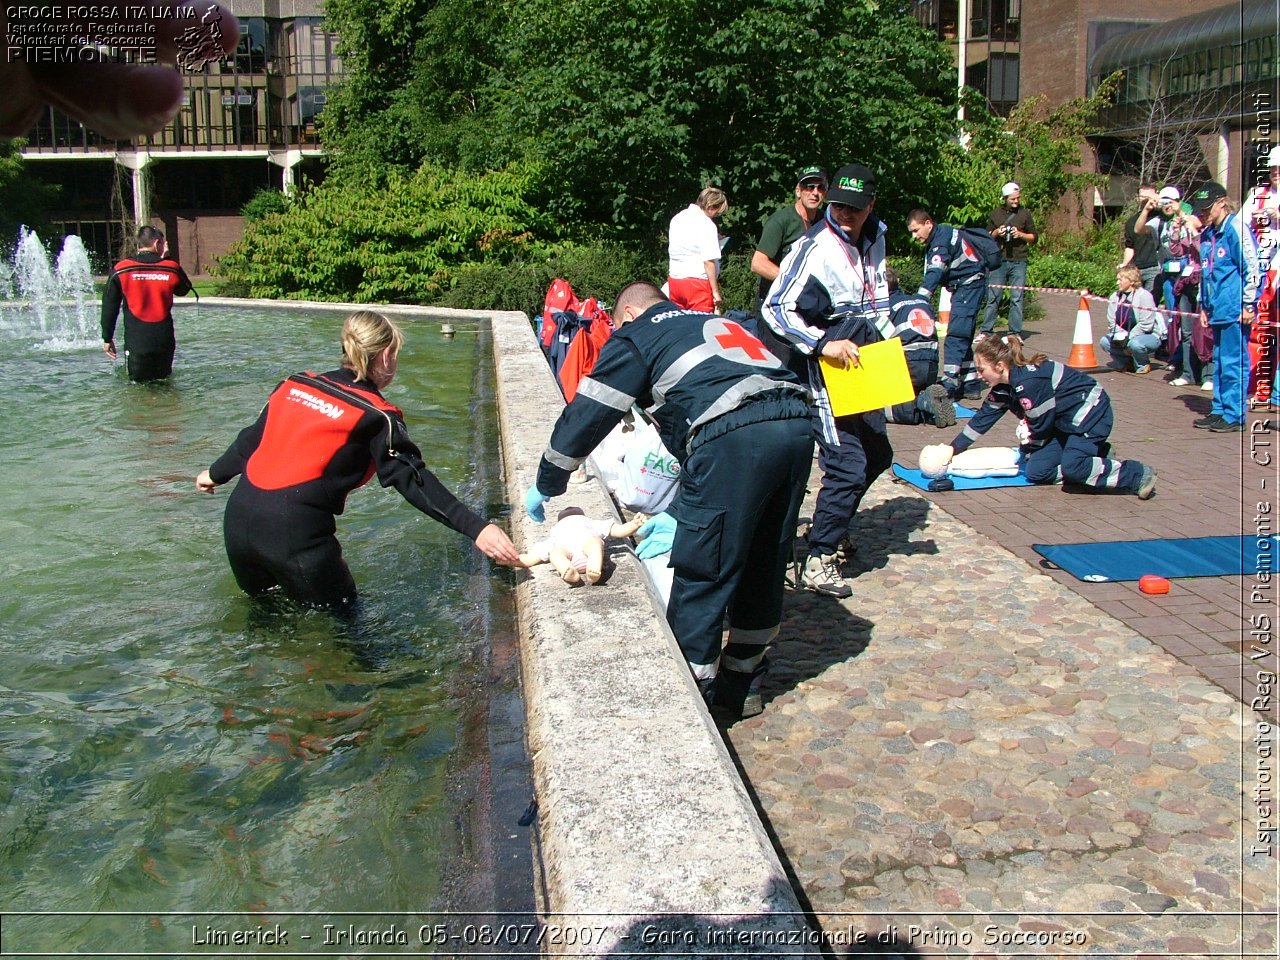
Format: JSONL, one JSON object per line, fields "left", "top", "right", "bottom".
{"left": 948, "top": 335, "right": 1158, "bottom": 499}
{"left": 196, "top": 311, "right": 521, "bottom": 607}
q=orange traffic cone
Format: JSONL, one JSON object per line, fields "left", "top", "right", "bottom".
{"left": 937, "top": 287, "right": 951, "bottom": 340}
{"left": 1067, "top": 292, "right": 1099, "bottom": 369}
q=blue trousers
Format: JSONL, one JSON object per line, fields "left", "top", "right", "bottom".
{"left": 941, "top": 278, "right": 988, "bottom": 394}
{"left": 667, "top": 415, "right": 813, "bottom": 673}
{"left": 807, "top": 411, "right": 893, "bottom": 556}
{"left": 1210, "top": 321, "right": 1248, "bottom": 425}
{"left": 1100, "top": 332, "right": 1162, "bottom": 367}
{"left": 887, "top": 356, "right": 939, "bottom": 424}
{"left": 1022, "top": 403, "right": 1144, "bottom": 492}
{"left": 981, "top": 259, "right": 1028, "bottom": 334}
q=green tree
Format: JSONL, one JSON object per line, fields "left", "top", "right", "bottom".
{"left": 0, "top": 138, "right": 59, "bottom": 244}
{"left": 322, "top": 0, "right": 505, "bottom": 177}
{"left": 933, "top": 75, "right": 1119, "bottom": 240}
{"left": 318, "top": 0, "right": 957, "bottom": 237}
{"left": 487, "top": 0, "right": 957, "bottom": 236}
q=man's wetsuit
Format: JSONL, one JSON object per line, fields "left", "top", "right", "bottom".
{"left": 100, "top": 250, "right": 192, "bottom": 382}
{"left": 207, "top": 368, "right": 488, "bottom": 607}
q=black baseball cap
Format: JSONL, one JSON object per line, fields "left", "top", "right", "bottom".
{"left": 828, "top": 164, "right": 875, "bottom": 210}
{"left": 796, "top": 165, "right": 827, "bottom": 186}
{"left": 1189, "top": 181, "right": 1227, "bottom": 215}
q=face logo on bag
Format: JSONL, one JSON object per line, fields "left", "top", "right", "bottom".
{"left": 704, "top": 318, "right": 779, "bottom": 367}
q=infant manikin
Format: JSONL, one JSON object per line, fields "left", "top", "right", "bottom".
{"left": 918, "top": 444, "right": 1021, "bottom": 479}
{"left": 520, "top": 507, "right": 644, "bottom": 585}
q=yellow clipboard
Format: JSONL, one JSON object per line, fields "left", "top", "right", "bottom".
{"left": 818, "top": 338, "right": 916, "bottom": 417}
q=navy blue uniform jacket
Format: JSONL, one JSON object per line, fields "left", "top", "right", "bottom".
{"left": 536, "top": 301, "right": 809, "bottom": 496}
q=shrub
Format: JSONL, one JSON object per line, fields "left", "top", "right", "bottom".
{"left": 718, "top": 253, "right": 760, "bottom": 313}
{"left": 215, "top": 162, "right": 558, "bottom": 303}
{"left": 240, "top": 188, "right": 291, "bottom": 223}
{"left": 1027, "top": 254, "right": 1116, "bottom": 298}
{"left": 439, "top": 241, "right": 663, "bottom": 313}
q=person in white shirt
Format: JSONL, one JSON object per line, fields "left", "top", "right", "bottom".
{"left": 667, "top": 187, "right": 729, "bottom": 312}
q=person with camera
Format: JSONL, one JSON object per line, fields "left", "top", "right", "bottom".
{"left": 1119, "top": 185, "right": 1162, "bottom": 294}
{"left": 979, "top": 182, "right": 1037, "bottom": 338}
{"left": 1134, "top": 186, "right": 1188, "bottom": 314}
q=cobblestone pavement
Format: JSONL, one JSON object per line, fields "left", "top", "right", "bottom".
{"left": 726, "top": 477, "right": 1276, "bottom": 957}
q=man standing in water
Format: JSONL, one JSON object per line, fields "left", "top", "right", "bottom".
{"left": 102, "top": 225, "right": 192, "bottom": 382}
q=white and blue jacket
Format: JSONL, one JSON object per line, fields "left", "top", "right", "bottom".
{"left": 761, "top": 210, "right": 890, "bottom": 444}
{"left": 1200, "top": 211, "right": 1261, "bottom": 326}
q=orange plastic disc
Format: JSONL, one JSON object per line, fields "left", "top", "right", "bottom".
{"left": 1138, "top": 574, "right": 1171, "bottom": 595}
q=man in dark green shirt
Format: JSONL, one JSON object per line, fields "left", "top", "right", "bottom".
{"left": 752, "top": 165, "right": 828, "bottom": 308}
{"left": 752, "top": 165, "right": 827, "bottom": 374}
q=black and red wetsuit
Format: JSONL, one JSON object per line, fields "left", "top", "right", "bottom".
{"left": 207, "top": 368, "right": 489, "bottom": 607}
{"left": 100, "top": 251, "right": 192, "bottom": 382}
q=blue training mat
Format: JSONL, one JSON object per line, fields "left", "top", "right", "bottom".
{"left": 1033, "top": 535, "right": 1280, "bottom": 582}
{"left": 954, "top": 404, "right": 976, "bottom": 419}
{"left": 892, "top": 463, "right": 1033, "bottom": 491}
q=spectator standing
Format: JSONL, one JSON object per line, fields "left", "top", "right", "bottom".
{"left": 668, "top": 187, "right": 728, "bottom": 313}
{"left": 764, "top": 163, "right": 892, "bottom": 599}
{"left": 752, "top": 166, "right": 828, "bottom": 309}
{"left": 1189, "top": 181, "right": 1261, "bottom": 433}
{"left": 1134, "top": 186, "right": 1186, "bottom": 314}
{"left": 101, "top": 225, "right": 193, "bottom": 383}
{"left": 1243, "top": 145, "right": 1280, "bottom": 404}
{"left": 980, "top": 181, "right": 1037, "bottom": 336}
{"left": 907, "top": 208, "right": 989, "bottom": 399}
{"left": 751, "top": 165, "right": 828, "bottom": 375}
{"left": 1119, "top": 185, "right": 1161, "bottom": 294}
{"left": 1164, "top": 209, "right": 1211, "bottom": 390}
{"left": 1099, "top": 265, "right": 1163, "bottom": 374}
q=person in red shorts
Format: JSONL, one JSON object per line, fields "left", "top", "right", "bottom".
{"left": 667, "top": 187, "right": 728, "bottom": 312}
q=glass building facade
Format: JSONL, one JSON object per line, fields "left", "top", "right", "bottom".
{"left": 18, "top": 4, "right": 342, "bottom": 271}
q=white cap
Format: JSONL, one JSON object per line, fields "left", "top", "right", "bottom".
{"left": 1269, "top": 145, "right": 1280, "bottom": 168}
{"left": 1158, "top": 186, "right": 1181, "bottom": 203}
{"left": 1001, "top": 181, "right": 1020, "bottom": 197}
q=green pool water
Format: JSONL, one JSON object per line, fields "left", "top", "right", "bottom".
{"left": 0, "top": 305, "right": 532, "bottom": 954}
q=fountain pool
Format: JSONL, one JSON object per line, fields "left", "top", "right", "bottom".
{"left": 0, "top": 301, "right": 533, "bottom": 953}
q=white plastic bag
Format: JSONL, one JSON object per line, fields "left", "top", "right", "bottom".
{"left": 591, "top": 416, "right": 681, "bottom": 513}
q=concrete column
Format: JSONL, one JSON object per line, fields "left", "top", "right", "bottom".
{"left": 957, "top": 0, "right": 969, "bottom": 124}
{"left": 268, "top": 149, "right": 304, "bottom": 195}
{"left": 114, "top": 150, "right": 153, "bottom": 226}
{"left": 1217, "top": 123, "right": 1230, "bottom": 187}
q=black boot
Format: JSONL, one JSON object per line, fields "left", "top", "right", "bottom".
{"left": 716, "top": 659, "right": 769, "bottom": 720}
